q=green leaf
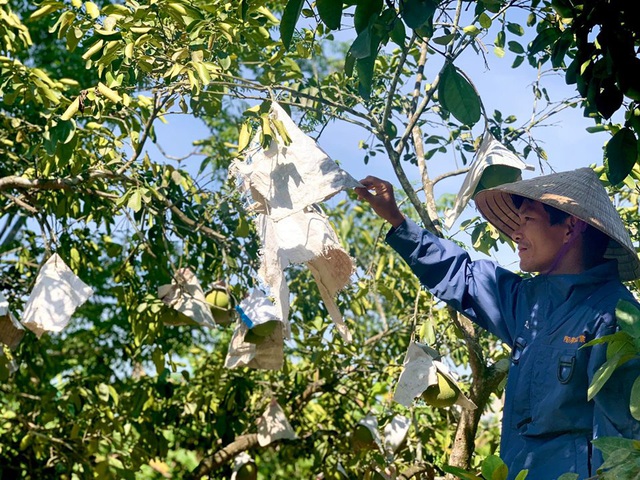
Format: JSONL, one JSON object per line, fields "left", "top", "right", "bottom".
{"left": 588, "top": 352, "right": 624, "bottom": 400}
{"left": 85, "top": 1, "right": 100, "bottom": 19}
{"left": 508, "top": 41, "right": 524, "bottom": 54}
{"left": 433, "top": 33, "right": 455, "bottom": 45}
{"left": 30, "top": 3, "right": 62, "bottom": 21}
{"left": 592, "top": 437, "right": 640, "bottom": 459}
{"left": 616, "top": 300, "right": 640, "bottom": 339}
{"left": 551, "top": 31, "right": 572, "bottom": 68}
{"left": 595, "top": 80, "right": 623, "bottom": 120}
{"left": 349, "top": 27, "right": 372, "bottom": 59}
{"left": 345, "top": 51, "right": 356, "bottom": 77}
{"left": 316, "top": 0, "right": 342, "bottom": 30}
{"left": 551, "top": 0, "right": 574, "bottom": 18}
{"left": 401, "top": 0, "right": 436, "bottom": 30}
{"left": 52, "top": 119, "right": 76, "bottom": 145}
{"left": 481, "top": 455, "right": 508, "bottom": 480}
{"left": 356, "top": 55, "right": 375, "bottom": 99}
{"left": 127, "top": 189, "right": 142, "bottom": 213}
{"left": 280, "top": 0, "right": 304, "bottom": 49}
{"left": 438, "top": 64, "right": 481, "bottom": 126}
{"left": 586, "top": 124, "right": 607, "bottom": 134}
{"left": 153, "top": 348, "right": 165, "bottom": 375}
{"left": 463, "top": 25, "right": 481, "bottom": 36}
{"left": 389, "top": 17, "right": 406, "bottom": 46}
{"left": 556, "top": 474, "right": 578, "bottom": 480}
{"left": 583, "top": 331, "right": 631, "bottom": 348}
{"left": 529, "top": 28, "right": 559, "bottom": 55}
{"left": 605, "top": 127, "right": 637, "bottom": 185}
{"left": 512, "top": 55, "right": 525, "bottom": 68}
{"left": 514, "top": 470, "right": 529, "bottom": 480}
{"left": 97, "top": 383, "right": 110, "bottom": 402}
{"left": 506, "top": 22, "right": 524, "bottom": 36}
{"left": 354, "top": 0, "right": 382, "bottom": 33}
{"left": 631, "top": 376, "right": 640, "bottom": 421}
{"left": 479, "top": 12, "right": 492, "bottom": 29}
{"left": 441, "top": 465, "right": 482, "bottom": 480}
{"left": 60, "top": 98, "right": 80, "bottom": 121}
{"left": 605, "top": 338, "right": 636, "bottom": 362}
{"left": 238, "top": 122, "right": 251, "bottom": 152}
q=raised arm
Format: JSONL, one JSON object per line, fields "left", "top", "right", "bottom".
{"left": 357, "top": 176, "right": 521, "bottom": 346}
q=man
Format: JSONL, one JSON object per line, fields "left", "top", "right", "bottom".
{"left": 356, "top": 168, "right": 640, "bottom": 479}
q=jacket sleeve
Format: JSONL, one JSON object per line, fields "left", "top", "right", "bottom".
{"left": 385, "top": 218, "right": 522, "bottom": 346}
{"left": 589, "top": 312, "right": 640, "bottom": 471}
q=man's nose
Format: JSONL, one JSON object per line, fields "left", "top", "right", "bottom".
{"left": 511, "top": 227, "right": 522, "bottom": 242}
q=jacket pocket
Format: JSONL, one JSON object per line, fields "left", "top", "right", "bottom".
{"left": 527, "top": 346, "right": 590, "bottom": 436}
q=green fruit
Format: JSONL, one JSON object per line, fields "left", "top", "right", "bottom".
{"left": 351, "top": 424, "right": 376, "bottom": 451}
{"left": 205, "top": 289, "right": 232, "bottom": 325}
{"left": 250, "top": 320, "right": 278, "bottom": 337}
{"left": 236, "top": 462, "right": 257, "bottom": 480}
{"left": 234, "top": 217, "right": 251, "bottom": 237}
{"left": 478, "top": 164, "right": 521, "bottom": 190}
{"left": 244, "top": 329, "right": 265, "bottom": 345}
{"left": 421, "top": 372, "right": 459, "bottom": 408}
{"left": 244, "top": 320, "right": 279, "bottom": 344}
{"left": 160, "top": 307, "right": 197, "bottom": 326}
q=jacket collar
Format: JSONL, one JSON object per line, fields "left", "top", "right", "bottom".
{"left": 533, "top": 260, "right": 619, "bottom": 299}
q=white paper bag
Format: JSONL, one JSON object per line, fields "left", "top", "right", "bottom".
{"left": 21, "top": 254, "right": 94, "bottom": 338}
{"left": 231, "top": 102, "right": 362, "bottom": 221}
{"left": 444, "top": 131, "right": 534, "bottom": 229}
{"left": 230, "top": 452, "right": 256, "bottom": 480}
{"left": 256, "top": 208, "right": 355, "bottom": 342}
{"left": 394, "top": 342, "right": 476, "bottom": 410}
{"left": 224, "top": 289, "right": 284, "bottom": 370}
{"left": 257, "top": 400, "right": 297, "bottom": 447}
{"left": 383, "top": 415, "right": 411, "bottom": 455}
{"left": 157, "top": 268, "right": 215, "bottom": 328}
{"left": 393, "top": 342, "right": 439, "bottom": 407}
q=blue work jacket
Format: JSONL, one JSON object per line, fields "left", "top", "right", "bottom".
{"left": 387, "top": 218, "right": 640, "bottom": 479}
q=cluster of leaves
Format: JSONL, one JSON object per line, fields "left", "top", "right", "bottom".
{"left": 526, "top": 0, "right": 640, "bottom": 185}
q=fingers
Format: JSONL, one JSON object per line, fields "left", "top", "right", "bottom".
{"left": 355, "top": 186, "right": 373, "bottom": 202}
{"left": 358, "top": 175, "right": 386, "bottom": 190}
{"left": 355, "top": 177, "right": 404, "bottom": 227}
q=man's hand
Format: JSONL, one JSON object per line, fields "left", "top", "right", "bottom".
{"left": 355, "top": 176, "right": 405, "bottom": 228}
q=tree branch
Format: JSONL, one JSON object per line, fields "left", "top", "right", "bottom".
{"left": 398, "top": 463, "right": 436, "bottom": 479}
{"left": 116, "top": 91, "right": 167, "bottom": 176}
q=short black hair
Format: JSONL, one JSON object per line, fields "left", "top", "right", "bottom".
{"left": 511, "top": 194, "right": 610, "bottom": 269}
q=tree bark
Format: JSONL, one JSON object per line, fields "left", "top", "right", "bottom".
{"left": 447, "top": 308, "right": 508, "bottom": 472}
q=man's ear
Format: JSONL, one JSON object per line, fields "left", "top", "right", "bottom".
{"left": 566, "top": 216, "right": 587, "bottom": 240}
{"left": 561, "top": 216, "right": 578, "bottom": 243}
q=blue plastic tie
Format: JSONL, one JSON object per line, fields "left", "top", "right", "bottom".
{"left": 235, "top": 305, "right": 254, "bottom": 328}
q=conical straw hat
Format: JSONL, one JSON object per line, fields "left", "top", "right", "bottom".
{"left": 474, "top": 168, "right": 640, "bottom": 281}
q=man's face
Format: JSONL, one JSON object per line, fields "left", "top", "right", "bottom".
{"left": 512, "top": 199, "right": 570, "bottom": 273}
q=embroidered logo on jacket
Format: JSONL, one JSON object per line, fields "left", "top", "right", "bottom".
{"left": 563, "top": 335, "right": 586, "bottom": 344}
